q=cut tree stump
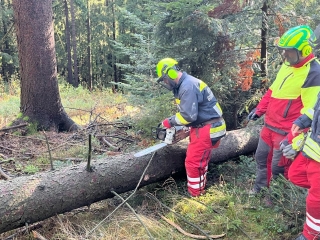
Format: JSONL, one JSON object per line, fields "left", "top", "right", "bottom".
{"left": 0, "top": 126, "right": 261, "bottom": 234}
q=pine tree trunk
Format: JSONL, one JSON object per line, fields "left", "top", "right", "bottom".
{"left": 86, "top": 0, "right": 93, "bottom": 90}
{"left": 0, "top": 126, "right": 261, "bottom": 234}
{"left": 111, "top": 0, "right": 118, "bottom": 92}
{"left": 69, "top": 0, "right": 79, "bottom": 87}
{"left": 12, "top": 0, "right": 78, "bottom": 131}
{"left": 260, "top": 0, "right": 268, "bottom": 78}
{"left": 65, "top": 0, "right": 73, "bottom": 85}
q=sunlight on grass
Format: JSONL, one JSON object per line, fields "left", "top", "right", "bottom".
{"left": 59, "top": 85, "right": 140, "bottom": 125}
{"left": 53, "top": 209, "right": 183, "bottom": 240}
{"left": 175, "top": 198, "right": 207, "bottom": 215}
{"left": 0, "top": 95, "right": 19, "bottom": 128}
{"left": 0, "top": 83, "right": 141, "bottom": 128}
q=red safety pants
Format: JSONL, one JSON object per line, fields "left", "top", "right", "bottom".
{"left": 185, "top": 124, "right": 219, "bottom": 197}
{"left": 288, "top": 152, "right": 320, "bottom": 240}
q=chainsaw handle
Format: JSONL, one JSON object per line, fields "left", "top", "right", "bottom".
{"left": 151, "top": 124, "right": 167, "bottom": 141}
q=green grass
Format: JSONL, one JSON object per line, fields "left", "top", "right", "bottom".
{"left": 22, "top": 164, "right": 39, "bottom": 174}
{"left": 0, "top": 95, "right": 20, "bottom": 127}
{"left": 0, "top": 82, "right": 140, "bottom": 128}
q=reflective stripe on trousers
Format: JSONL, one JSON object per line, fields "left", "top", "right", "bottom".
{"left": 288, "top": 153, "right": 320, "bottom": 240}
{"left": 186, "top": 124, "right": 213, "bottom": 197}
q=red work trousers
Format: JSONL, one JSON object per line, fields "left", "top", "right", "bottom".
{"left": 288, "top": 152, "right": 320, "bottom": 240}
{"left": 185, "top": 124, "right": 219, "bottom": 197}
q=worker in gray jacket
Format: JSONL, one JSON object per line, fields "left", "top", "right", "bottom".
{"left": 156, "top": 58, "right": 226, "bottom": 197}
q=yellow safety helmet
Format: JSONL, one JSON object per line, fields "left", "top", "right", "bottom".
{"left": 156, "top": 58, "right": 179, "bottom": 80}
{"left": 156, "top": 58, "right": 179, "bottom": 90}
{"left": 278, "top": 25, "right": 313, "bottom": 57}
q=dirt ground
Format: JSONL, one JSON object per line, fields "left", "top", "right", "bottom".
{"left": 0, "top": 120, "right": 143, "bottom": 179}
{"left": 0, "top": 120, "right": 151, "bottom": 239}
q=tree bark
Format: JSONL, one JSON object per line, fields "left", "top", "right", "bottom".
{"left": 111, "top": 0, "right": 118, "bottom": 92}
{"left": 0, "top": 126, "right": 261, "bottom": 234}
{"left": 64, "top": 0, "right": 73, "bottom": 85}
{"left": 86, "top": 0, "right": 93, "bottom": 90}
{"left": 69, "top": 0, "right": 79, "bottom": 87}
{"left": 260, "top": 0, "right": 268, "bottom": 78}
{"left": 12, "top": 0, "right": 78, "bottom": 131}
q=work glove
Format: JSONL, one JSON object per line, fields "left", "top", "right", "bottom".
{"left": 278, "top": 139, "right": 292, "bottom": 167}
{"left": 162, "top": 118, "right": 171, "bottom": 128}
{"left": 282, "top": 144, "right": 298, "bottom": 159}
{"left": 279, "top": 139, "right": 289, "bottom": 151}
{"left": 280, "top": 133, "right": 306, "bottom": 160}
{"left": 247, "top": 108, "right": 260, "bottom": 121}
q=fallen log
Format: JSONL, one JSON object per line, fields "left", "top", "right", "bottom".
{"left": 0, "top": 125, "right": 261, "bottom": 234}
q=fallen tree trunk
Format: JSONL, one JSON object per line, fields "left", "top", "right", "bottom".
{"left": 0, "top": 126, "right": 261, "bottom": 234}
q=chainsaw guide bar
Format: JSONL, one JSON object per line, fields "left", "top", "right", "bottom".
{"left": 134, "top": 125, "right": 190, "bottom": 158}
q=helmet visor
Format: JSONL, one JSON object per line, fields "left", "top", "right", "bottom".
{"left": 277, "top": 47, "right": 300, "bottom": 65}
{"left": 156, "top": 76, "right": 175, "bottom": 91}
{"left": 156, "top": 75, "right": 165, "bottom": 84}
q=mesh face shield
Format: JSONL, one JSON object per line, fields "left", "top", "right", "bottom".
{"left": 157, "top": 76, "right": 176, "bottom": 91}
{"left": 277, "top": 25, "right": 313, "bottom": 65}
{"left": 156, "top": 64, "right": 178, "bottom": 91}
{"left": 277, "top": 47, "right": 300, "bottom": 66}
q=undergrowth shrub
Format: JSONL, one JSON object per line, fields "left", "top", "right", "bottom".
{"left": 23, "top": 164, "right": 39, "bottom": 174}
{"left": 53, "top": 160, "right": 73, "bottom": 169}
{"left": 0, "top": 78, "right": 20, "bottom": 96}
{"left": 269, "top": 175, "right": 307, "bottom": 234}
{"left": 59, "top": 84, "right": 140, "bottom": 126}
{"left": 211, "top": 155, "right": 307, "bottom": 238}
{"left": 131, "top": 92, "right": 176, "bottom": 137}
{"left": 0, "top": 95, "right": 19, "bottom": 127}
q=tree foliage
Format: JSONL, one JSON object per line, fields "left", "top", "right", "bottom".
{"left": 0, "top": 0, "right": 320, "bottom": 129}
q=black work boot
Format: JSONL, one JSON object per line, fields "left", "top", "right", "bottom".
{"left": 294, "top": 234, "right": 307, "bottom": 240}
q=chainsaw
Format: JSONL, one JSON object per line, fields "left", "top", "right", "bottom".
{"left": 134, "top": 124, "right": 190, "bottom": 157}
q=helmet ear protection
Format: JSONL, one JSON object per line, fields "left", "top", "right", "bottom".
{"left": 162, "top": 64, "right": 179, "bottom": 80}
{"left": 301, "top": 44, "right": 312, "bottom": 57}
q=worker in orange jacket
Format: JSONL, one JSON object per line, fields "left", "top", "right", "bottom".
{"left": 248, "top": 25, "right": 320, "bottom": 198}
{"left": 280, "top": 24, "right": 320, "bottom": 240}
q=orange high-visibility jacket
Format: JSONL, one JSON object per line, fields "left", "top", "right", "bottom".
{"left": 256, "top": 56, "right": 320, "bottom": 134}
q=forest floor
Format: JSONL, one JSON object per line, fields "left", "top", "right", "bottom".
{"left": 0, "top": 120, "right": 306, "bottom": 240}
{"left": 0, "top": 88, "right": 306, "bottom": 240}
{"left": 0, "top": 119, "right": 151, "bottom": 240}
{"left": 0, "top": 119, "right": 142, "bottom": 178}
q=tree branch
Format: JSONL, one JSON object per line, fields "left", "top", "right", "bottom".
{"left": 0, "top": 165, "right": 11, "bottom": 180}
{"left": 111, "top": 190, "right": 154, "bottom": 239}
{"left": 0, "top": 123, "right": 28, "bottom": 132}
